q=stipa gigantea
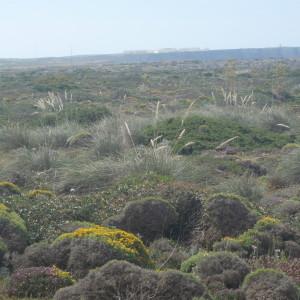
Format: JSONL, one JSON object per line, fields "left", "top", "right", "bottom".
{"left": 215, "top": 136, "right": 239, "bottom": 151}
{"left": 182, "top": 100, "right": 196, "bottom": 126}
{"left": 35, "top": 92, "right": 64, "bottom": 112}
{"left": 124, "top": 121, "right": 139, "bottom": 158}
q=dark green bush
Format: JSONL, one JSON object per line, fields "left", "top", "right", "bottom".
{"left": 104, "top": 197, "right": 178, "bottom": 243}
{"left": 206, "top": 193, "right": 258, "bottom": 237}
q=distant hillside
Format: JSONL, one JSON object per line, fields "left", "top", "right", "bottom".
{"left": 1, "top": 47, "right": 300, "bottom": 69}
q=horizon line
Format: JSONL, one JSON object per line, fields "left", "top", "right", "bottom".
{"left": 1, "top": 45, "right": 299, "bottom": 60}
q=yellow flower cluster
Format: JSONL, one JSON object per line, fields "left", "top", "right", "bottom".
{"left": 55, "top": 226, "right": 151, "bottom": 266}
{"left": 52, "top": 265, "right": 75, "bottom": 283}
{"left": 256, "top": 216, "right": 280, "bottom": 227}
{"left": 0, "top": 181, "right": 21, "bottom": 194}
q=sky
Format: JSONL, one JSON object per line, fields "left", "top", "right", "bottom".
{"left": 0, "top": 0, "right": 299, "bottom": 58}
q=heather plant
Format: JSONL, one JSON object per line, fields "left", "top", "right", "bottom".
{"left": 7, "top": 266, "right": 75, "bottom": 298}
{"left": 54, "top": 260, "right": 205, "bottom": 300}
{"left": 242, "top": 268, "right": 300, "bottom": 300}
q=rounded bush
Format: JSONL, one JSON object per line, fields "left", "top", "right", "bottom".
{"left": 7, "top": 266, "right": 74, "bottom": 298}
{"left": 243, "top": 268, "right": 300, "bottom": 300}
{"left": 206, "top": 193, "right": 257, "bottom": 237}
{"left": 12, "top": 241, "right": 55, "bottom": 270}
{"left": 52, "top": 226, "right": 152, "bottom": 278}
{"left": 104, "top": 197, "right": 178, "bottom": 243}
{"left": 54, "top": 260, "right": 205, "bottom": 300}
{"left": 182, "top": 251, "right": 250, "bottom": 290}
{"left": 0, "top": 203, "right": 27, "bottom": 252}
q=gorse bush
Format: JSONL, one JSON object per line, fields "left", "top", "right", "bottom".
{"left": 51, "top": 226, "right": 152, "bottom": 277}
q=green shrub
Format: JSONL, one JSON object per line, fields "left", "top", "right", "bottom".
{"left": 221, "top": 216, "right": 299, "bottom": 257}
{"left": 7, "top": 266, "right": 75, "bottom": 298}
{"left": 274, "top": 148, "right": 300, "bottom": 186}
{"left": 181, "top": 251, "right": 210, "bottom": 273}
{"left": 62, "top": 103, "right": 111, "bottom": 124}
{"left": 0, "top": 203, "right": 27, "bottom": 252}
{"left": 142, "top": 115, "right": 295, "bottom": 154}
{"left": 0, "top": 194, "right": 105, "bottom": 242}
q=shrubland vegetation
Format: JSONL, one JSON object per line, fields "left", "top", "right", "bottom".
{"left": 1, "top": 58, "right": 300, "bottom": 299}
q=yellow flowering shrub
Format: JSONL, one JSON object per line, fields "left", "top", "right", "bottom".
{"left": 255, "top": 216, "right": 280, "bottom": 229}
{"left": 52, "top": 265, "right": 75, "bottom": 283}
{"left": 0, "top": 181, "right": 21, "bottom": 195}
{"left": 27, "top": 189, "right": 55, "bottom": 199}
{"left": 0, "top": 203, "right": 27, "bottom": 232}
{"left": 54, "top": 226, "right": 152, "bottom": 267}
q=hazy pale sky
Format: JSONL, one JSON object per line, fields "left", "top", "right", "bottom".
{"left": 0, "top": 0, "right": 299, "bottom": 58}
